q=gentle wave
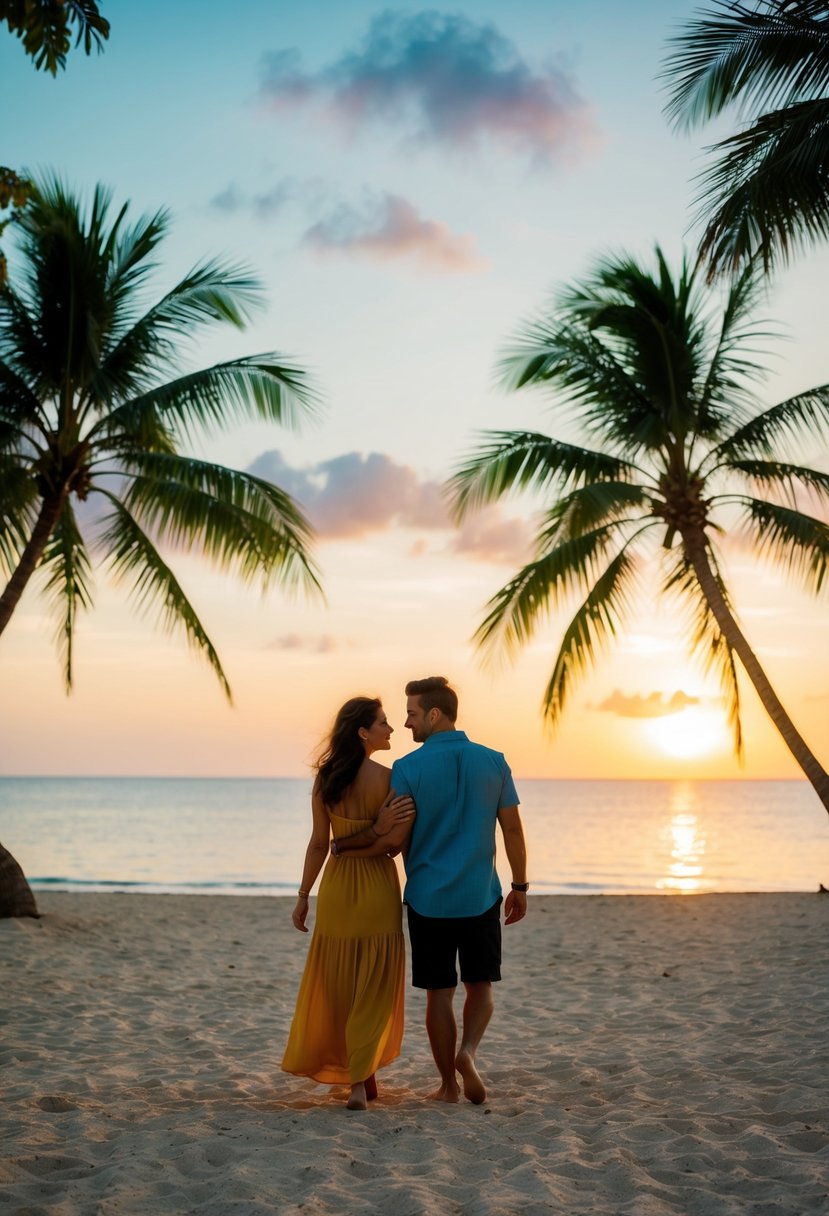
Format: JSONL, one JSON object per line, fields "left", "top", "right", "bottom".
{"left": 28, "top": 876, "right": 296, "bottom": 894}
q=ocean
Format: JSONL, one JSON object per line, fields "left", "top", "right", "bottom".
{"left": 1, "top": 777, "right": 827, "bottom": 898}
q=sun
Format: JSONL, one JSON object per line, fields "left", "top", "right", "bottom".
{"left": 644, "top": 706, "right": 729, "bottom": 760}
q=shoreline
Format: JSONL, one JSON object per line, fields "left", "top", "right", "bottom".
{"left": 3, "top": 891, "right": 829, "bottom": 1214}
{"left": 22, "top": 884, "right": 829, "bottom": 900}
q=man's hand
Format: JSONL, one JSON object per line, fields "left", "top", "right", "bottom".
{"left": 373, "top": 789, "right": 416, "bottom": 836}
{"left": 504, "top": 889, "right": 527, "bottom": 925}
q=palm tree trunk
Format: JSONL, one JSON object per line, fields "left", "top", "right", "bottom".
{"left": 0, "top": 493, "right": 64, "bottom": 637}
{"left": 684, "top": 530, "right": 829, "bottom": 815}
{"left": 0, "top": 843, "right": 39, "bottom": 917}
{"left": 0, "top": 495, "right": 60, "bottom": 916}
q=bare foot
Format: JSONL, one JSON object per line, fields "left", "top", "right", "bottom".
{"left": 346, "top": 1083, "right": 367, "bottom": 1110}
{"left": 455, "top": 1050, "right": 486, "bottom": 1104}
{"left": 427, "top": 1079, "right": 461, "bottom": 1103}
{"left": 365, "top": 1074, "right": 378, "bottom": 1101}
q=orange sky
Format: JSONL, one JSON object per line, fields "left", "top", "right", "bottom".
{"left": 1, "top": 1, "right": 828, "bottom": 781}
{"left": 2, "top": 526, "right": 826, "bottom": 779}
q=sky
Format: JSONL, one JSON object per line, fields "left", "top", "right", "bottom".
{"left": 1, "top": 0, "right": 827, "bottom": 780}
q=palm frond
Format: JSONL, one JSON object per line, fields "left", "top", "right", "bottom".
{"left": 664, "top": 1, "right": 829, "bottom": 130}
{"left": 663, "top": 2, "right": 829, "bottom": 272}
{"left": 95, "top": 490, "right": 234, "bottom": 701}
{"left": 497, "top": 246, "right": 769, "bottom": 451}
{"left": 0, "top": 287, "right": 51, "bottom": 409}
{"left": 4, "top": 0, "right": 110, "bottom": 74}
{"left": 93, "top": 356, "right": 319, "bottom": 447}
{"left": 112, "top": 452, "right": 322, "bottom": 596}
{"left": 695, "top": 254, "right": 777, "bottom": 433}
{"left": 12, "top": 179, "right": 118, "bottom": 390}
{"left": 536, "top": 482, "right": 653, "bottom": 547}
{"left": 540, "top": 546, "right": 642, "bottom": 725}
{"left": 739, "top": 496, "right": 829, "bottom": 594}
{"left": 0, "top": 355, "right": 46, "bottom": 431}
{"left": 0, "top": 460, "right": 37, "bottom": 579}
{"left": 100, "top": 205, "right": 168, "bottom": 319}
{"left": 447, "top": 430, "right": 640, "bottom": 520}
{"left": 91, "top": 259, "right": 268, "bottom": 408}
{"left": 712, "top": 384, "right": 829, "bottom": 463}
{"left": 695, "top": 97, "right": 829, "bottom": 272}
{"left": 560, "top": 248, "right": 710, "bottom": 431}
{"left": 724, "top": 457, "right": 829, "bottom": 504}
{"left": 473, "top": 522, "right": 651, "bottom": 658}
{"left": 498, "top": 318, "right": 672, "bottom": 454}
{"left": 40, "top": 501, "right": 94, "bottom": 691}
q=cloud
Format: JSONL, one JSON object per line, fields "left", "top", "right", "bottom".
{"left": 248, "top": 449, "right": 448, "bottom": 539}
{"left": 259, "top": 10, "right": 595, "bottom": 164}
{"left": 208, "top": 179, "right": 481, "bottom": 272}
{"left": 594, "top": 690, "right": 701, "bottom": 720}
{"left": 208, "top": 177, "right": 303, "bottom": 220}
{"left": 247, "top": 449, "right": 527, "bottom": 561}
{"left": 450, "top": 509, "right": 531, "bottom": 563}
{"left": 268, "top": 633, "right": 338, "bottom": 654}
{"left": 209, "top": 184, "right": 245, "bottom": 213}
{"left": 303, "top": 192, "right": 486, "bottom": 272}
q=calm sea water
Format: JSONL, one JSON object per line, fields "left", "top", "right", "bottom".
{"left": 1, "top": 777, "right": 828, "bottom": 897}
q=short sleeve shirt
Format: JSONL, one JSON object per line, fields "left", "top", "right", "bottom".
{"left": 390, "top": 730, "right": 519, "bottom": 918}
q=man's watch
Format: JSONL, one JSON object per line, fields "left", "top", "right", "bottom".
{"left": 510, "top": 882, "right": 529, "bottom": 892}
{"left": 330, "top": 839, "right": 340, "bottom": 857}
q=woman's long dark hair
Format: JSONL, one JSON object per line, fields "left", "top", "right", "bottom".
{"left": 315, "top": 696, "right": 381, "bottom": 807}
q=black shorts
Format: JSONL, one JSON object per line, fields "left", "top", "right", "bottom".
{"left": 406, "top": 898, "right": 502, "bottom": 989}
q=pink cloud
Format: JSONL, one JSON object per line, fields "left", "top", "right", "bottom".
{"left": 247, "top": 450, "right": 530, "bottom": 563}
{"left": 247, "top": 450, "right": 449, "bottom": 538}
{"left": 259, "top": 11, "right": 597, "bottom": 166}
{"left": 268, "top": 633, "right": 339, "bottom": 653}
{"left": 595, "top": 690, "right": 701, "bottom": 719}
{"left": 450, "top": 508, "right": 532, "bottom": 564}
{"left": 303, "top": 193, "right": 487, "bottom": 273}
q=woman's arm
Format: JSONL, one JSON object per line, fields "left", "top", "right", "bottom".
{"left": 333, "top": 815, "right": 413, "bottom": 859}
{"left": 333, "top": 791, "right": 415, "bottom": 856}
{"left": 291, "top": 782, "right": 331, "bottom": 932}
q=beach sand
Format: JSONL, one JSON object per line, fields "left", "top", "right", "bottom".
{"left": 2, "top": 891, "right": 828, "bottom": 1215}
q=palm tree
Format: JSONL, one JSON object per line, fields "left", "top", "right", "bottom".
{"left": 663, "top": 1, "right": 829, "bottom": 275}
{"left": 448, "top": 246, "right": 829, "bottom": 813}
{"left": 1, "top": 0, "right": 109, "bottom": 74}
{"left": 0, "top": 177, "right": 322, "bottom": 914}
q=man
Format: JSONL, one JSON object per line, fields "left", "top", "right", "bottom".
{"left": 336, "top": 675, "right": 528, "bottom": 1104}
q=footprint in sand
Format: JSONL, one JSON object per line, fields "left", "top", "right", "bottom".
{"left": 37, "top": 1095, "right": 78, "bottom": 1112}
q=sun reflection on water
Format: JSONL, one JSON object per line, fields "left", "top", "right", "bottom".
{"left": 657, "top": 782, "right": 708, "bottom": 893}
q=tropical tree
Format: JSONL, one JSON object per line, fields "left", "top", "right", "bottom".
{"left": 0, "top": 168, "right": 32, "bottom": 285}
{"left": 663, "top": 0, "right": 829, "bottom": 275}
{"left": 0, "top": 177, "right": 322, "bottom": 914}
{"left": 1, "top": 0, "right": 109, "bottom": 74}
{"left": 448, "top": 246, "right": 829, "bottom": 814}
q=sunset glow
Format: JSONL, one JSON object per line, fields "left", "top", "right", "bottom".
{"left": 645, "top": 707, "right": 731, "bottom": 762}
{"left": 0, "top": 1, "right": 827, "bottom": 781}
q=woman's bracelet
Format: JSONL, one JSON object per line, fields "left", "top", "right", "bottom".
{"left": 297, "top": 888, "right": 310, "bottom": 898}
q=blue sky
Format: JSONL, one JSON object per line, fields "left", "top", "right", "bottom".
{"left": 1, "top": 1, "right": 828, "bottom": 778}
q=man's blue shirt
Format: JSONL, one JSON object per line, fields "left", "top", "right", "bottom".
{"left": 390, "top": 730, "right": 519, "bottom": 918}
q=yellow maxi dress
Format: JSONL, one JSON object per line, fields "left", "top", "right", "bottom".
{"left": 281, "top": 812, "right": 405, "bottom": 1084}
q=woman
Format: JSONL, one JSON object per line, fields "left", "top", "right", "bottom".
{"left": 282, "top": 697, "right": 413, "bottom": 1110}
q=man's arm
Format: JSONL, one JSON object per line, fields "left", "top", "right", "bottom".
{"left": 497, "top": 804, "right": 528, "bottom": 925}
{"left": 333, "top": 791, "right": 415, "bottom": 856}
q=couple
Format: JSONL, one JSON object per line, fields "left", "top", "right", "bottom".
{"left": 281, "top": 675, "right": 528, "bottom": 1110}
